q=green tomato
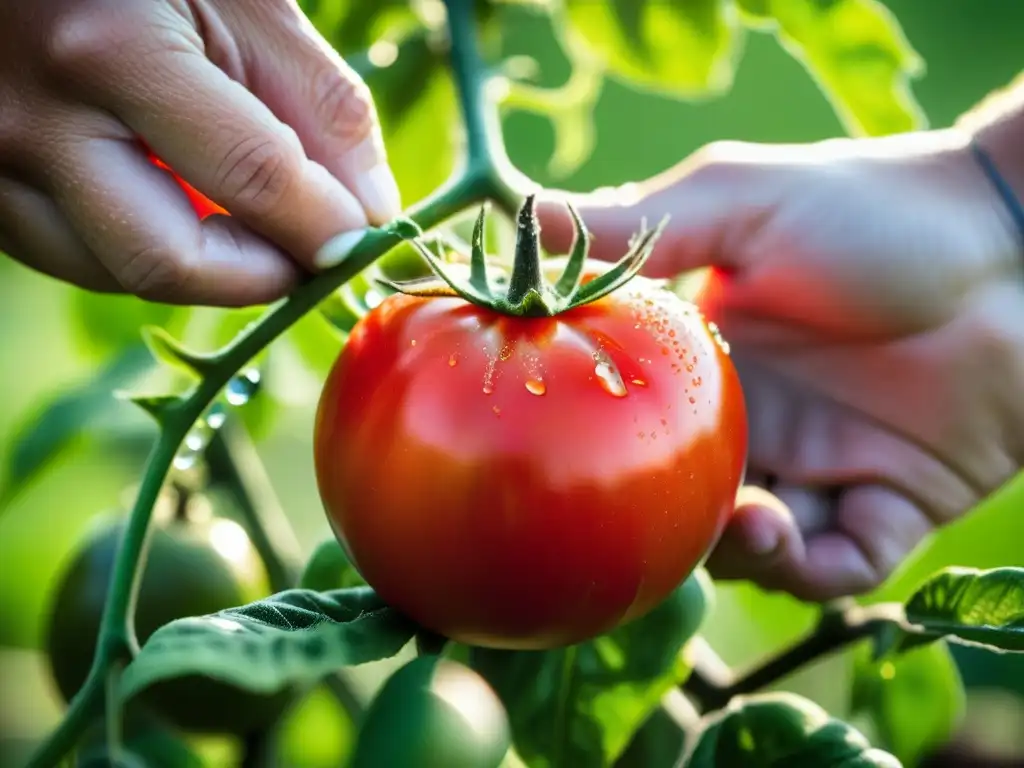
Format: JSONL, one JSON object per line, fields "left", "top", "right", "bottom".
{"left": 686, "top": 692, "right": 902, "bottom": 767}
{"left": 44, "top": 495, "right": 291, "bottom": 736}
{"left": 351, "top": 655, "right": 512, "bottom": 768}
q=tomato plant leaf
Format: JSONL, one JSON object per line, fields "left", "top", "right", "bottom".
{"left": 850, "top": 640, "right": 964, "bottom": 766}
{"left": 614, "top": 695, "right": 691, "bottom": 768}
{"left": 562, "top": 0, "right": 739, "bottom": 98}
{"left": 1, "top": 345, "right": 154, "bottom": 503}
{"left": 119, "top": 587, "right": 415, "bottom": 702}
{"left": 470, "top": 570, "right": 713, "bottom": 768}
{"left": 899, "top": 566, "right": 1024, "bottom": 652}
{"left": 684, "top": 691, "right": 902, "bottom": 767}
{"left": 746, "top": 0, "right": 926, "bottom": 136}
{"left": 70, "top": 291, "right": 189, "bottom": 359}
{"left": 299, "top": 538, "right": 366, "bottom": 592}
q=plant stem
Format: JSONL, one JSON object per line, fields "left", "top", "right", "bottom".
{"left": 443, "top": 0, "right": 495, "bottom": 175}
{"left": 205, "top": 419, "right": 301, "bottom": 594}
{"left": 205, "top": 418, "right": 367, "bottom": 723}
{"left": 682, "top": 603, "right": 904, "bottom": 713}
{"left": 28, "top": 1, "right": 530, "bottom": 763}
{"left": 24, "top": 178, "right": 483, "bottom": 768}
{"left": 443, "top": 0, "right": 524, "bottom": 216}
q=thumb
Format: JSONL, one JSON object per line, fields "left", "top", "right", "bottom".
{"left": 536, "top": 145, "right": 774, "bottom": 279}
{"left": 220, "top": 4, "right": 401, "bottom": 225}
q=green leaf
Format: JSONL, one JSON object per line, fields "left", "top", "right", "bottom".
{"left": 470, "top": 570, "right": 713, "bottom": 767}
{"left": 299, "top": 0, "right": 415, "bottom": 52}
{"left": 750, "top": 0, "right": 926, "bottom": 136}
{"left": 851, "top": 640, "right": 964, "bottom": 766}
{"left": 287, "top": 308, "right": 346, "bottom": 378}
{"left": 684, "top": 691, "right": 902, "bottom": 767}
{"left": 70, "top": 291, "right": 189, "bottom": 358}
{"left": 614, "top": 701, "right": 690, "bottom": 768}
{"left": 563, "top": 0, "right": 740, "bottom": 97}
{"left": 901, "top": 566, "right": 1024, "bottom": 652}
{"left": 300, "top": 538, "right": 367, "bottom": 591}
{"left": 1, "top": 345, "right": 154, "bottom": 502}
{"left": 120, "top": 587, "right": 416, "bottom": 702}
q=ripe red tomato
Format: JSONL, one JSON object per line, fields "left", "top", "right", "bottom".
{"left": 314, "top": 205, "right": 747, "bottom": 650}
{"left": 146, "top": 150, "right": 226, "bottom": 220}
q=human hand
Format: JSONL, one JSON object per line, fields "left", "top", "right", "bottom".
{"left": 0, "top": 0, "right": 400, "bottom": 306}
{"left": 537, "top": 131, "right": 1024, "bottom": 601}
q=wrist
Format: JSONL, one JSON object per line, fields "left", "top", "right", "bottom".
{"left": 956, "top": 76, "right": 1024, "bottom": 264}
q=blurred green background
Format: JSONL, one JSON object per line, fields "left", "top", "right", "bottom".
{"left": 1, "top": 1, "right": 1022, "bottom": 766}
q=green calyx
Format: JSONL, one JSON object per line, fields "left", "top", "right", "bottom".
{"left": 380, "top": 194, "right": 668, "bottom": 317}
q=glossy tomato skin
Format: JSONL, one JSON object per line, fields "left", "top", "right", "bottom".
{"left": 314, "top": 268, "right": 747, "bottom": 650}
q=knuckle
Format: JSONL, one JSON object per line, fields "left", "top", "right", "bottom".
{"left": 117, "top": 246, "right": 192, "bottom": 301}
{"left": 43, "top": 9, "right": 127, "bottom": 75}
{"left": 312, "top": 68, "right": 375, "bottom": 147}
{"left": 214, "top": 133, "right": 303, "bottom": 216}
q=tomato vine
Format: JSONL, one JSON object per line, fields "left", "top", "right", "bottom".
{"left": 25, "top": 2, "right": 524, "bottom": 764}
{"left": 19, "top": 1, "right": 1024, "bottom": 766}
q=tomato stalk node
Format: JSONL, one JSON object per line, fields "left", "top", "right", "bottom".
{"left": 380, "top": 195, "right": 670, "bottom": 317}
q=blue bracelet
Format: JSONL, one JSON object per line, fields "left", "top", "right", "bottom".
{"left": 970, "top": 140, "right": 1024, "bottom": 245}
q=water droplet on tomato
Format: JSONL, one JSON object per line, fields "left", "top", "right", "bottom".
{"left": 593, "top": 350, "right": 626, "bottom": 397}
{"left": 411, "top": 339, "right": 417, "bottom": 346}
{"left": 492, "top": 405, "right": 501, "bottom": 416}
{"left": 688, "top": 396, "right": 696, "bottom": 404}
{"left": 226, "top": 369, "right": 260, "bottom": 406}
{"left": 631, "top": 378, "right": 646, "bottom": 387}
{"left": 525, "top": 379, "right": 546, "bottom": 396}
{"left": 482, "top": 382, "right": 494, "bottom": 395}
{"left": 685, "top": 364, "right": 694, "bottom": 373}
{"left": 692, "top": 376, "right": 702, "bottom": 386}
{"left": 448, "top": 354, "right": 457, "bottom": 367}
{"left": 661, "top": 347, "right": 669, "bottom": 356}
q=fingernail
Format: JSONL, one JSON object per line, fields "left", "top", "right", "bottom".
{"left": 353, "top": 163, "right": 402, "bottom": 225}
{"left": 315, "top": 228, "right": 370, "bottom": 269}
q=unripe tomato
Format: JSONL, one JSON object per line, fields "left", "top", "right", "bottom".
{"left": 314, "top": 235, "right": 747, "bottom": 649}
{"left": 44, "top": 493, "right": 290, "bottom": 735}
{"left": 351, "top": 655, "right": 511, "bottom": 768}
